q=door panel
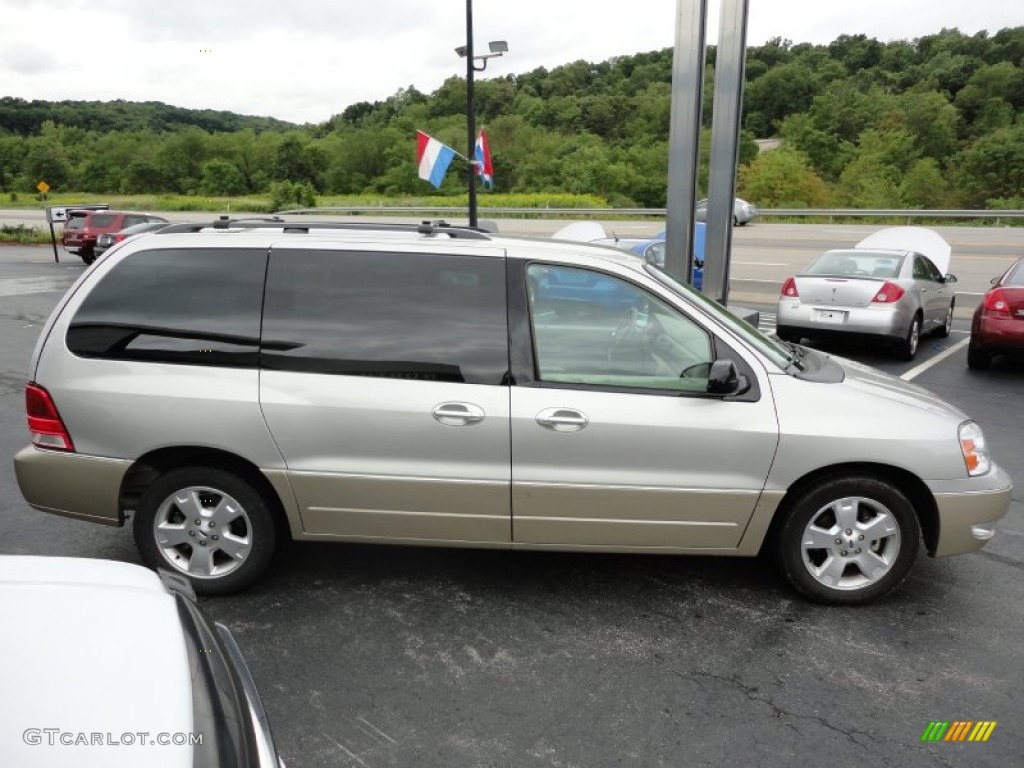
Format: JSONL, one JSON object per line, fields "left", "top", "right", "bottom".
{"left": 261, "top": 374, "right": 510, "bottom": 542}
{"left": 259, "top": 246, "right": 512, "bottom": 543}
{"left": 512, "top": 263, "right": 779, "bottom": 550}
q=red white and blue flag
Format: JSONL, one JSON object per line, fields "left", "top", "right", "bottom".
{"left": 416, "top": 130, "right": 457, "bottom": 189}
{"left": 474, "top": 129, "right": 494, "bottom": 188}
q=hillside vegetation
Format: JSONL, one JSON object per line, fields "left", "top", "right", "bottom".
{"left": 1, "top": 27, "right": 1022, "bottom": 210}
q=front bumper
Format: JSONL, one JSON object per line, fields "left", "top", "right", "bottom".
{"left": 13, "top": 446, "right": 131, "bottom": 526}
{"left": 777, "top": 301, "right": 910, "bottom": 340}
{"left": 930, "top": 465, "right": 1014, "bottom": 557}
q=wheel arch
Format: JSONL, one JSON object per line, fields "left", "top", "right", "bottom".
{"left": 119, "top": 446, "right": 293, "bottom": 540}
{"left": 762, "top": 462, "right": 939, "bottom": 556}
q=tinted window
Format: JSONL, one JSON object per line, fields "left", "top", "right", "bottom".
{"left": 88, "top": 214, "right": 117, "bottom": 228}
{"left": 262, "top": 249, "right": 507, "bottom": 385}
{"left": 1005, "top": 260, "right": 1024, "bottom": 286}
{"left": 67, "top": 248, "right": 266, "bottom": 367}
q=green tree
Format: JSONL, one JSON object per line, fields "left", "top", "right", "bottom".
{"left": 199, "top": 158, "right": 247, "bottom": 196}
{"left": 738, "top": 147, "right": 831, "bottom": 207}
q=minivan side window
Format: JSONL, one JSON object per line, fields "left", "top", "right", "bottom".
{"left": 527, "top": 264, "right": 713, "bottom": 392}
{"left": 67, "top": 248, "right": 266, "bottom": 367}
{"left": 261, "top": 249, "right": 508, "bottom": 385}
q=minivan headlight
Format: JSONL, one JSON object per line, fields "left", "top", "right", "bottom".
{"left": 959, "top": 421, "right": 991, "bottom": 477}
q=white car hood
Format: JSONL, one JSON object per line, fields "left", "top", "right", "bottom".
{"left": 855, "top": 226, "right": 951, "bottom": 275}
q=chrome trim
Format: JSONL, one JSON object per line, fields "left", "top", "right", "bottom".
{"left": 215, "top": 623, "right": 281, "bottom": 768}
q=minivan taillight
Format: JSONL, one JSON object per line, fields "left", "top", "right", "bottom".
{"left": 871, "top": 282, "right": 905, "bottom": 303}
{"left": 982, "top": 288, "right": 1010, "bottom": 315}
{"left": 26, "top": 383, "right": 74, "bottom": 451}
{"left": 781, "top": 277, "right": 799, "bottom": 297}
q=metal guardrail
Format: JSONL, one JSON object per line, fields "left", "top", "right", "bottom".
{"left": 278, "top": 206, "right": 1024, "bottom": 223}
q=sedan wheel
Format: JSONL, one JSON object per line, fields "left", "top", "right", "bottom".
{"left": 967, "top": 343, "right": 991, "bottom": 370}
{"left": 895, "top": 315, "right": 921, "bottom": 360}
{"left": 134, "top": 467, "right": 277, "bottom": 595}
{"left": 775, "top": 477, "right": 920, "bottom": 604}
{"left": 935, "top": 301, "right": 954, "bottom": 339}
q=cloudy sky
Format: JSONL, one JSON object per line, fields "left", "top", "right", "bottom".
{"left": 1, "top": 0, "right": 1020, "bottom": 125}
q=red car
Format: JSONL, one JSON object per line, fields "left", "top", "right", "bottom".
{"left": 968, "top": 257, "right": 1024, "bottom": 369}
{"left": 61, "top": 210, "right": 168, "bottom": 265}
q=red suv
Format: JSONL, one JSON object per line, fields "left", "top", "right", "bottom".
{"left": 62, "top": 210, "right": 168, "bottom": 265}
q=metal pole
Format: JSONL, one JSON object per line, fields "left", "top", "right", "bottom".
{"left": 465, "top": 0, "right": 478, "bottom": 228}
{"left": 665, "top": 0, "right": 708, "bottom": 285}
{"left": 702, "top": 0, "right": 750, "bottom": 304}
{"left": 49, "top": 221, "right": 59, "bottom": 263}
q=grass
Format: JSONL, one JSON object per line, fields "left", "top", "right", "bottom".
{"left": 0, "top": 224, "right": 52, "bottom": 244}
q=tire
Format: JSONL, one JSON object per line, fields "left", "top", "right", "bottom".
{"left": 935, "top": 300, "right": 954, "bottom": 339}
{"left": 774, "top": 476, "right": 921, "bottom": 605}
{"left": 80, "top": 251, "right": 95, "bottom": 265}
{"left": 894, "top": 314, "right": 921, "bottom": 360}
{"left": 133, "top": 466, "right": 278, "bottom": 595}
{"left": 967, "top": 343, "right": 991, "bottom": 370}
{"left": 775, "top": 325, "right": 800, "bottom": 343}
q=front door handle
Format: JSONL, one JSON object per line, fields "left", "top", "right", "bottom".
{"left": 536, "top": 407, "right": 589, "bottom": 432}
{"left": 432, "top": 402, "right": 485, "bottom": 426}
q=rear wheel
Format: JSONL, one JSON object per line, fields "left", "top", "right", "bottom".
{"left": 967, "top": 343, "right": 991, "bottom": 370}
{"left": 80, "top": 250, "right": 95, "bottom": 265}
{"left": 133, "top": 466, "right": 278, "bottom": 595}
{"left": 775, "top": 325, "right": 799, "bottom": 343}
{"left": 935, "top": 301, "right": 954, "bottom": 338}
{"left": 775, "top": 476, "right": 920, "bottom": 605}
{"left": 894, "top": 314, "right": 921, "bottom": 360}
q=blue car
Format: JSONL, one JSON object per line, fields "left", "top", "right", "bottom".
{"left": 630, "top": 223, "right": 706, "bottom": 291}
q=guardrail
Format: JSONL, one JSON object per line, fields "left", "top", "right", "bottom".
{"left": 278, "top": 206, "right": 1024, "bottom": 223}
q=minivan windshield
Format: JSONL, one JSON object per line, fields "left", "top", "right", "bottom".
{"left": 646, "top": 265, "right": 792, "bottom": 370}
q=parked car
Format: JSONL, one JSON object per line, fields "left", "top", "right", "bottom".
{"left": 94, "top": 220, "right": 170, "bottom": 260}
{"left": 0, "top": 555, "right": 283, "bottom": 768}
{"left": 968, "top": 256, "right": 1024, "bottom": 369}
{"left": 13, "top": 218, "right": 1011, "bottom": 605}
{"left": 62, "top": 210, "right": 168, "bottom": 265}
{"left": 775, "top": 226, "right": 958, "bottom": 360}
{"left": 628, "top": 224, "right": 706, "bottom": 291}
{"left": 695, "top": 197, "right": 758, "bottom": 226}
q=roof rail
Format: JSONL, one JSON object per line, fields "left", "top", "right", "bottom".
{"left": 156, "top": 216, "right": 492, "bottom": 240}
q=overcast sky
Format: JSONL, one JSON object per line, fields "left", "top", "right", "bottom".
{"left": 1, "top": 1, "right": 1020, "bottom": 125}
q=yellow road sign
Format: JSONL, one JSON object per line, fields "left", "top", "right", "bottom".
{"left": 37, "top": 180, "right": 50, "bottom": 194}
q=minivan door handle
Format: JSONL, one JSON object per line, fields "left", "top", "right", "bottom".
{"left": 536, "top": 407, "right": 589, "bottom": 432}
{"left": 432, "top": 402, "right": 485, "bottom": 426}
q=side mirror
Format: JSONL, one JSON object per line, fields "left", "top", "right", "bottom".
{"left": 707, "top": 359, "right": 749, "bottom": 396}
{"left": 991, "top": 276, "right": 1000, "bottom": 285}
{"left": 944, "top": 273, "right": 958, "bottom": 284}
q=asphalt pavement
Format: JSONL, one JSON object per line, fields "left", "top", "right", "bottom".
{"left": 1, "top": 233, "right": 1022, "bottom": 768}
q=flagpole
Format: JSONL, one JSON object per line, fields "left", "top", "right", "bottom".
{"left": 465, "top": 0, "right": 478, "bottom": 228}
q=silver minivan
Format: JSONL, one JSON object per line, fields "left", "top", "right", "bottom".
{"left": 13, "top": 219, "right": 1013, "bottom": 604}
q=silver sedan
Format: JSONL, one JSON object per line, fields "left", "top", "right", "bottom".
{"left": 775, "top": 227, "right": 957, "bottom": 359}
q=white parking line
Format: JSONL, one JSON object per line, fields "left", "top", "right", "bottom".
{"left": 900, "top": 337, "right": 970, "bottom": 381}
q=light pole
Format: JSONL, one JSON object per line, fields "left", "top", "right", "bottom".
{"left": 455, "top": 0, "right": 507, "bottom": 228}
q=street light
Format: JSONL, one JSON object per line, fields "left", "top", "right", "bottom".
{"left": 455, "top": 0, "right": 507, "bottom": 228}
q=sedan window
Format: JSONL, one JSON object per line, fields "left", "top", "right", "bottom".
{"left": 527, "top": 264, "right": 713, "bottom": 393}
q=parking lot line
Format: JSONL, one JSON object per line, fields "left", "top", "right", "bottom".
{"left": 900, "top": 337, "right": 970, "bottom": 381}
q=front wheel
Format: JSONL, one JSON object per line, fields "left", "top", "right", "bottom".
{"left": 775, "top": 476, "right": 920, "bottom": 605}
{"left": 894, "top": 315, "right": 921, "bottom": 360}
{"left": 134, "top": 466, "right": 278, "bottom": 595}
{"left": 935, "top": 301, "right": 954, "bottom": 338}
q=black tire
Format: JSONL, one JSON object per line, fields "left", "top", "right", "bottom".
{"left": 775, "top": 325, "right": 799, "bottom": 343}
{"left": 80, "top": 251, "right": 95, "bottom": 265}
{"left": 134, "top": 466, "right": 278, "bottom": 595}
{"left": 775, "top": 476, "right": 921, "bottom": 605}
{"left": 894, "top": 314, "right": 921, "bottom": 360}
{"left": 935, "top": 300, "right": 954, "bottom": 339}
{"left": 967, "top": 343, "right": 991, "bottom": 370}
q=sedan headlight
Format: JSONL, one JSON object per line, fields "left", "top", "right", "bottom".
{"left": 959, "top": 421, "right": 991, "bottom": 476}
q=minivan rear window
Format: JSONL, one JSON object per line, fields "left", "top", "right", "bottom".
{"left": 67, "top": 248, "right": 266, "bottom": 367}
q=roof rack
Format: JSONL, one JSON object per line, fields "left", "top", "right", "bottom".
{"left": 156, "top": 216, "right": 492, "bottom": 240}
